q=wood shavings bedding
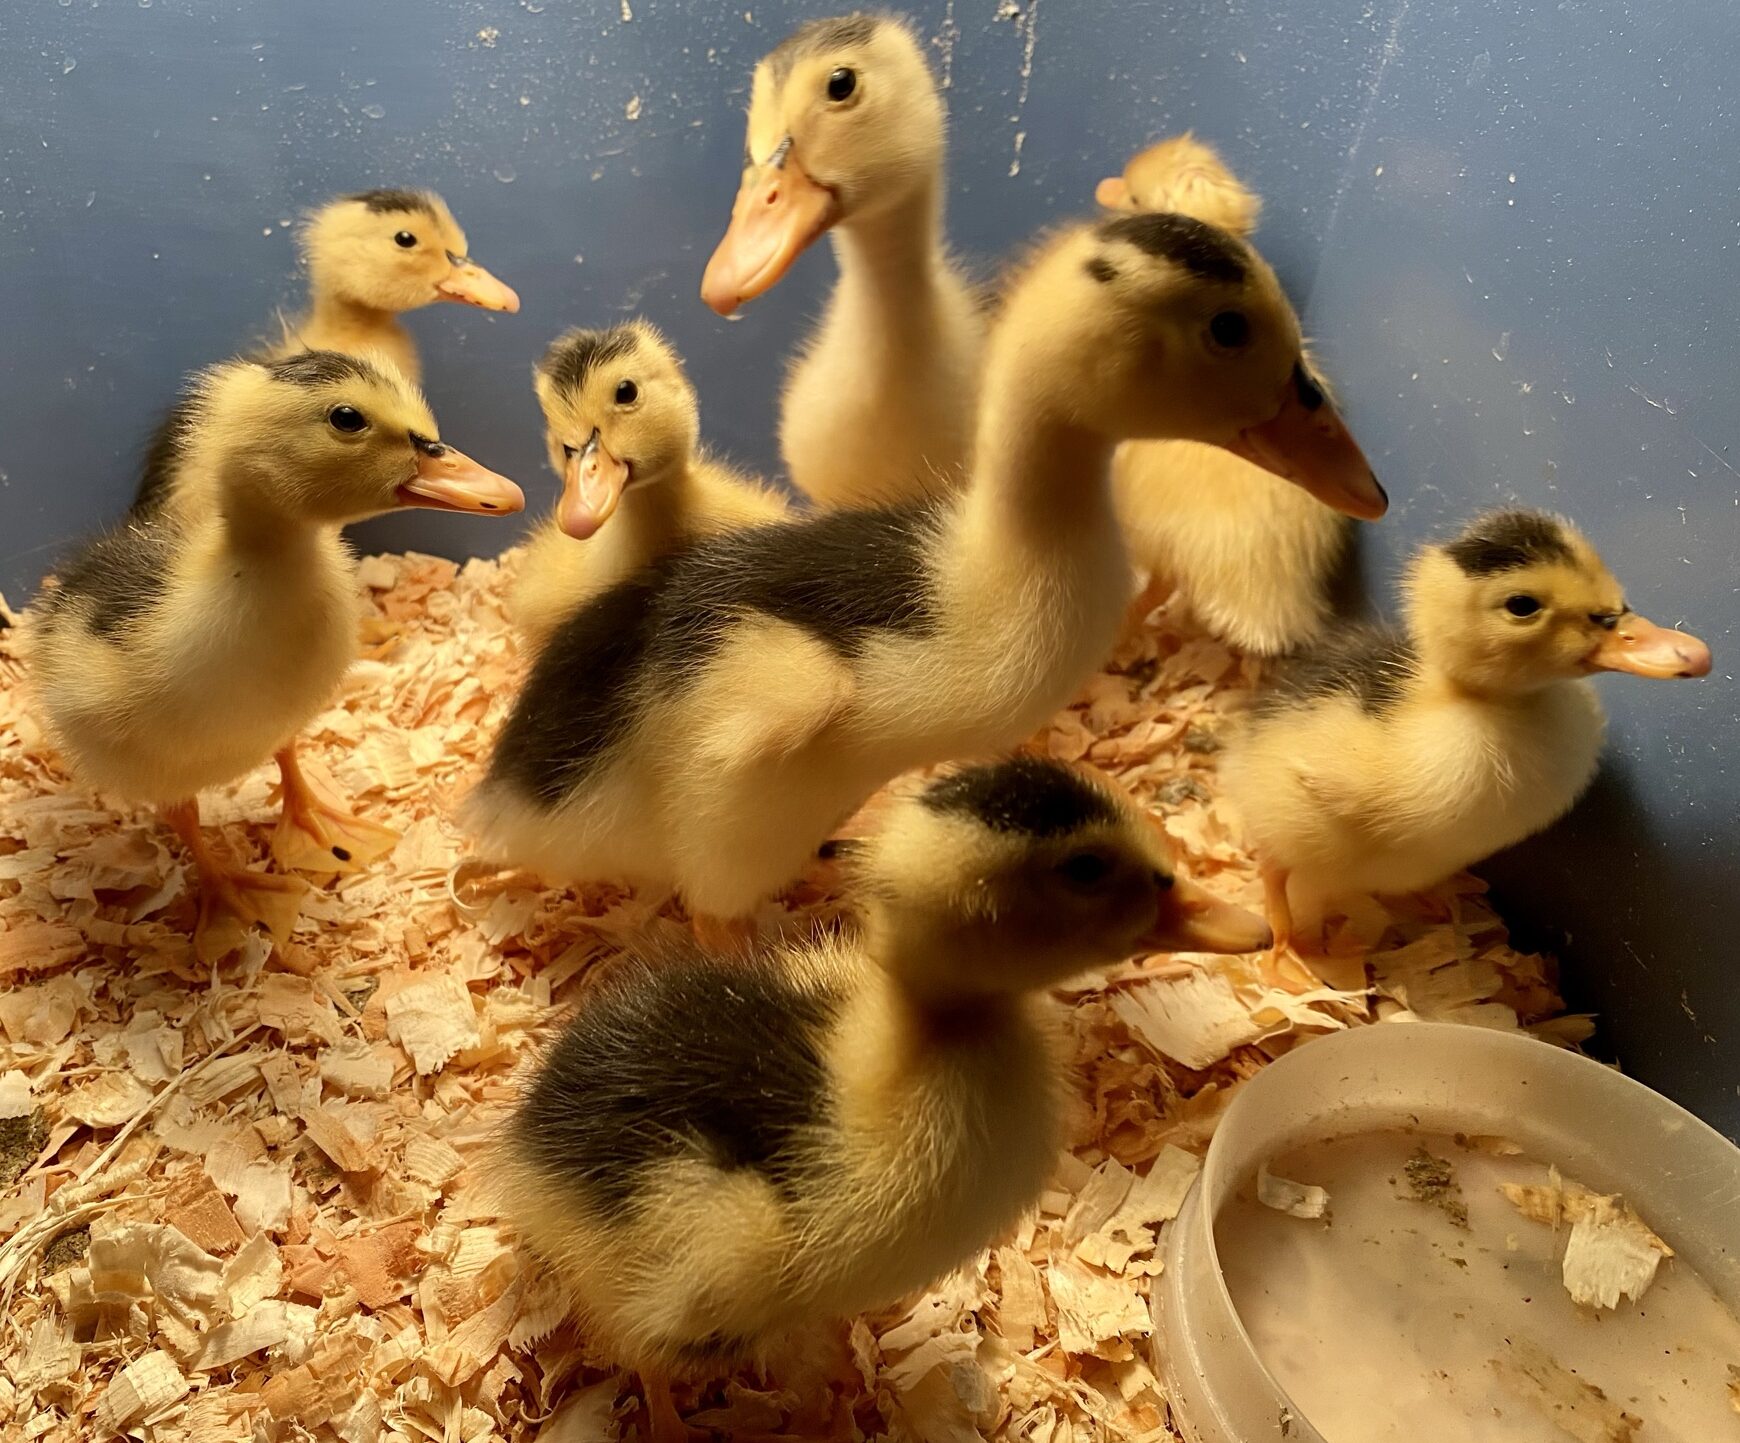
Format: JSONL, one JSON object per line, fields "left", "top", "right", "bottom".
{"left": 0, "top": 560, "right": 1574, "bottom": 1442}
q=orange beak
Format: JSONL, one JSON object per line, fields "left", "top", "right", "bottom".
{"left": 435, "top": 255, "right": 521, "bottom": 313}
{"left": 701, "top": 137, "right": 841, "bottom": 315}
{"left": 1094, "top": 175, "right": 1136, "bottom": 211}
{"left": 1585, "top": 612, "right": 1712, "bottom": 679}
{"left": 1226, "top": 363, "right": 1388, "bottom": 521}
{"left": 557, "top": 432, "right": 631, "bottom": 540}
{"left": 397, "top": 443, "right": 524, "bottom": 515}
{"left": 1133, "top": 874, "right": 1274, "bottom": 956}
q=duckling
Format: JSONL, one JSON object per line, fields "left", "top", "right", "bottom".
{"left": 1222, "top": 508, "right": 1712, "bottom": 949}
{"left": 268, "top": 188, "right": 520, "bottom": 385}
{"left": 467, "top": 212, "right": 1384, "bottom": 939}
{"left": 509, "top": 321, "right": 790, "bottom": 653}
{"left": 1099, "top": 137, "right": 1351, "bottom": 654}
{"left": 496, "top": 756, "right": 1271, "bottom": 1438}
{"left": 32, "top": 351, "right": 524, "bottom": 957}
{"left": 701, "top": 14, "right": 986, "bottom": 509}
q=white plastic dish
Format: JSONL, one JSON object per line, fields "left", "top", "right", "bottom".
{"left": 1152, "top": 1022, "right": 1740, "bottom": 1443}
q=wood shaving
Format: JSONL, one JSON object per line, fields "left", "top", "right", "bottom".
{"left": 0, "top": 560, "right": 1575, "bottom": 1441}
{"left": 1490, "top": 1336, "right": 1641, "bottom": 1442}
{"left": 1257, "top": 1162, "right": 1330, "bottom": 1220}
{"left": 1501, "top": 1168, "right": 1675, "bottom": 1309}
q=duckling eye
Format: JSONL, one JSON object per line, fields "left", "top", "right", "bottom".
{"left": 1208, "top": 311, "right": 1251, "bottom": 349}
{"left": 561, "top": 444, "right": 578, "bottom": 459}
{"left": 615, "top": 379, "right": 639, "bottom": 406}
{"left": 1504, "top": 594, "right": 1542, "bottom": 618}
{"left": 327, "top": 405, "right": 368, "bottom": 434}
{"left": 1057, "top": 852, "right": 1114, "bottom": 887}
{"left": 826, "top": 67, "right": 857, "bottom": 102}
{"left": 394, "top": 230, "right": 417, "bottom": 248}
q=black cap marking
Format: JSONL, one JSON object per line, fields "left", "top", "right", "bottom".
{"left": 1085, "top": 256, "right": 1118, "bottom": 285}
{"left": 268, "top": 350, "right": 381, "bottom": 388}
{"left": 348, "top": 187, "right": 436, "bottom": 215}
{"left": 1443, "top": 509, "right": 1574, "bottom": 577}
{"left": 1098, "top": 212, "right": 1248, "bottom": 284}
{"left": 766, "top": 13, "right": 880, "bottom": 83}
{"left": 922, "top": 757, "right": 1120, "bottom": 838}
{"left": 540, "top": 326, "right": 640, "bottom": 396}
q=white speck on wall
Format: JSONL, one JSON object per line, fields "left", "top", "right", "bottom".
{"left": 1491, "top": 331, "right": 1509, "bottom": 362}
{"left": 996, "top": 0, "right": 1041, "bottom": 178}
{"left": 625, "top": 94, "right": 642, "bottom": 120}
{"left": 1009, "top": 130, "right": 1026, "bottom": 178}
{"left": 620, "top": 0, "right": 633, "bottom": 19}
{"left": 933, "top": 0, "right": 958, "bottom": 90}
{"left": 361, "top": 103, "right": 385, "bottom": 119}
{"left": 1374, "top": 164, "right": 1384, "bottom": 176}
{"left": 477, "top": 26, "right": 500, "bottom": 48}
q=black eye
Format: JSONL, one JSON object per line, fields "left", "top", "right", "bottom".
{"left": 561, "top": 444, "right": 577, "bottom": 459}
{"left": 1057, "top": 852, "right": 1113, "bottom": 887}
{"left": 1209, "top": 311, "right": 1251, "bottom": 349}
{"left": 1504, "top": 594, "right": 1542, "bottom": 618}
{"left": 826, "top": 67, "right": 857, "bottom": 101}
{"left": 394, "top": 231, "right": 417, "bottom": 248}
{"left": 328, "top": 405, "right": 367, "bottom": 433}
{"left": 615, "top": 379, "right": 639, "bottom": 405}
{"left": 1589, "top": 611, "right": 1620, "bottom": 630}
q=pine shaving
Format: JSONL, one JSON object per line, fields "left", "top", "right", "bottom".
{"left": 1257, "top": 1162, "right": 1330, "bottom": 1220}
{"left": 0, "top": 560, "right": 1576, "bottom": 1441}
{"left": 1501, "top": 1169, "right": 1675, "bottom": 1309}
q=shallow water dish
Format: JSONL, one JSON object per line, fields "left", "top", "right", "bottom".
{"left": 1154, "top": 1021, "right": 1740, "bottom": 1443}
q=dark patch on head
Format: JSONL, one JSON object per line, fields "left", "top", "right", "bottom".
{"left": 487, "top": 504, "right": 940, "bottom": 804}
{"left": 1098, "top": 212, "right": 1248, "bottom": 284}
{"left": 348, "top": 187, "right": 434, "bottom": 215}
{"left": 1292, "top": 362, "right": 1325, "bottom": 412}
{"left": 1443, "top": 509, "right": 1574, "bottom": 577}
{"left": 267, "top": 350, "right": 380, "bottom": 389}
{"left": 514, "top": 942, "right": 837, "bottom": 1217}
{"left": 1085, "top": 256, "right": 1117, "bottom": 285}
{"left": 766, "top": 13, "right": 880, "bottom": 83}
{"left": 42, "top": 520, "right": 179, "bottom": 641}
{"left": 1253, "top": 624, "right": 1419, "bottom": 720}
{"left": 539, "top": 326, "right": 639, "bottom": 397}
{"left": 922, "top": 757, "right": 1121, "bottom": 838}
{"left": 129, "top": 393, "right": 204, "bottom": 517}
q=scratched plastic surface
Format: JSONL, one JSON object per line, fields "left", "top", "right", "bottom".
{"left": 0, "top": 1, "right": 1734, "bottom": 1127}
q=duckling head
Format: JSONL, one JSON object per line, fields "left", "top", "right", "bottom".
{"left": 532, "top": 321, "right": 700, "bottom": 540}
{"left": 189, "top": 351, "right": 524, "bottom": 524}
{"left": 1405, "top": 508, "right": 1711, "bottom": 692}
{"left": 702, "top": 14, "right": 941, "bottom": 313}
{"left": 850, "top": 757, "right": 1271, "bottom": 1004}
{"left": 301, "top": 188, "right": 520, "bottom": 316}
{"left": 992, "top": 214, "right": 1388, "bottom": 520}
{"left": 1095, "top": 133, "right": 1263, "bottom": 239}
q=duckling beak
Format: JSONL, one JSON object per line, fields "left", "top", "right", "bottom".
{"left": 701, "top": 138, "right": 841, "bottom": 315}
{"left": 558, "top": 432, "right": 631, "bottom": 540}
{"left": 1227, "top": 363, "right": 1388, "bottom": 521}
{"left": 397, "top": 443, "right": 525, "bottom": 515}
{"left": 435, "top": 254, "right": 521, "bottom": 313}
{"left": 1094, "top": 175, "right": 1135, "bottom": 211}
{"left": 1135, "top": 875, "right": 1274, "bottom": 956}
{"left": 1585, "top": 613, "right": 1712, "bottom": 679}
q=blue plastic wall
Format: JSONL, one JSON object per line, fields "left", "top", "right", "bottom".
{"left": 2, "top": 2, "right": 1734, "bottom": 1131}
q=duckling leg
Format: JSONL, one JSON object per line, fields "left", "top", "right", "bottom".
{"left": 270, "top": 741, "right": 400, "bottom": 874}
{"left": 640, "top": 1374, "right": 697, "bottom": 1443}
{"left": 161, "top": 799, "right": 308, "bottom": 962}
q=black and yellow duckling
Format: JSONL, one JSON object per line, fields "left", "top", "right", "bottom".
{"left": 1223, "top": 508, "right": 1712, "bottom": 949}
{"left": 509, "top": 321, "right": 790, "bottom": 653}
{"left": 32, "top": 351, "right": 524, "bottom": 958}
{"left": 495, "top": 755, "right": 1270, "bottom": 1440}
{"left": 468, "top": 211, "right": 1384, "bottom": 944}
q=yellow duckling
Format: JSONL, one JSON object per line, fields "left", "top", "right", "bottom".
{"left": 701, "top": 14, "right": 986, "bottom": 508}
{"left": 1223, "top": 508, "right": 1711, "bottom": 949}
{"left": 1099, "top": 136, "right": 1351, "bottom": 654}
{"left": 268, "top": 188, "right": 520, "bottom": 384}
{"left": 32, "top": 351, "right": 524, "bottom": 957}
{"left": 495, "top": 756, "right": 1270, "bottom": 1441}
{"left": 468, "top": 212, "right": 1384, "bottom": 941}
{"left": 509, "top": 321, "right": 790, "bottom": 652}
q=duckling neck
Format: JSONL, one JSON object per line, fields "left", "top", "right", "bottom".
{"left": 302, "top": 291, "right": 414, "bottom": 370}
{"left": 829, "top": 179, "right": 952, "bottom": 343}
{"left": 961, "top": 391, "right": 1123, "bottom": 555}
